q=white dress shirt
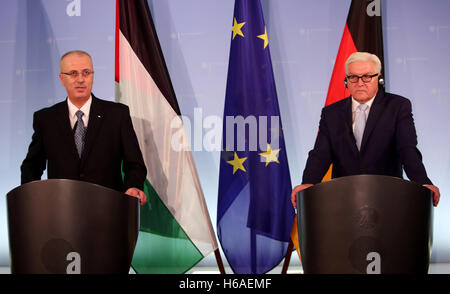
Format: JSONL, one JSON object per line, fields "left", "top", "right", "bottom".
{"left": 67, "top": 96, "right": 92, "bottom": 129}
{"left": 351, "top": 95, "right": 375, "bottom": 131}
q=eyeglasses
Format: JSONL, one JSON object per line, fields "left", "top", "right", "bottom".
{"left": 346, "top": 73, "right": 379, "bottom": 83}
{"left": 60, "top": 70, "right": 94, "bottom": 79}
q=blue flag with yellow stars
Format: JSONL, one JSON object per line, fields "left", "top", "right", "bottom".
{"left": 217, "top": 0, "right": 295, "bottom": 274}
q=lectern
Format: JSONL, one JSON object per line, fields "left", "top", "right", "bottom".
{"left": 6, "top": 179, "right": 139, "bottom": 274}
{"left": 297, "top": 175, "right": 433, "bottom": 274}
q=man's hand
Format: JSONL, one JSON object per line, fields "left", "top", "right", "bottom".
{"left": 423, "top": 184, "right": 440, "bottom": 207}
{"left": 291, "top": 184, "right": 313, "bottom": 210}
{"left": 125, "top": 187, "right": 147, "bottom": 206}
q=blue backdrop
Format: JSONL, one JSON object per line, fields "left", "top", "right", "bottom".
{"left": 1, "top": 0, "right": 449, "bottom": 266}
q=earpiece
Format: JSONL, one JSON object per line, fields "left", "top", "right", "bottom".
{"left": 343, "top": 75, "right": 384, "bottom": 88}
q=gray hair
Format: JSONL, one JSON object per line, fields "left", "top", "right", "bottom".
{"left": 345, "top": 52, "right": 381, "bottom": 75}
{"left": 60, "top": 50, "right": 92, "bottom": 66}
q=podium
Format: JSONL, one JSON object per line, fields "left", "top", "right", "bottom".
{"left": 6, "top": 179, "right": 139, "bottom": 274}
{"left": 296, "top": 175, "right": 433, "bottom": 274}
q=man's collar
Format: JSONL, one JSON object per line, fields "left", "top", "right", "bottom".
{"left": 67, "top": 95, "right": 92, "bottom": 117}
{"left": 351, "top": 94, "right": 376, "bottom": 112}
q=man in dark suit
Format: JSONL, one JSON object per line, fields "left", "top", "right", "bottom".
{"left": 291, "top": 52, "right": 440, "bottom": 208}
{"left": 21, "top": 50, "right": 147, "bottom": 205}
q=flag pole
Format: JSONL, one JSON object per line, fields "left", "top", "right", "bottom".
{"left": 281, "top": 238, "right": 294, "bottom": 274}
{"left": 214, "top": 249, "right": 226, "bottom": 274}
{"left": 251, "top": 230, "right": 257, "bottom": 273}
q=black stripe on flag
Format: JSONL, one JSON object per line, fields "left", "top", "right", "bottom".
{"left": 118, "top": 0, "right": 181, "bottom": 116}
{"left": 346, "top": 0, "right": 385, "bottom": 78}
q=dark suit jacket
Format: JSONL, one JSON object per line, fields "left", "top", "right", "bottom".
{"left": 302, "top": 90, "right": 432, "bottom": 185}
{"left": 21, "top": 94, "right": 147, "bottom": 192}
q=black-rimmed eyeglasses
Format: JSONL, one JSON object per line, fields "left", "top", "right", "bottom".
{"left": 346, "top": 73, "right": 379, "bottom": 83}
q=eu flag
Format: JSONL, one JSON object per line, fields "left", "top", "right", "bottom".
{"left": 217, "top": 0, "right": 295, "bottom": 274}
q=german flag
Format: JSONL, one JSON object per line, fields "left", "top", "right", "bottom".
{"left": 325, "top": 0, "right": 384, "bottom": 106}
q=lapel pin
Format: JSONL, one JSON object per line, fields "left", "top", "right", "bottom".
{"left": 97, "top": 115, "right": 102, "bottom": 118}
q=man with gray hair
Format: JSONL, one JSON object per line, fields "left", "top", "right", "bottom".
{"left": 291, "top": 52, "right": 440, "bottom": 208}
{"left": 21, "top": 50, "right": 147, "bottom": 205}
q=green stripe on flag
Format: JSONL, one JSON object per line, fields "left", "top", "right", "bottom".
{"left": 131, "top": 179, "right": 204, "bottom": 274}
{"left": 121, "top": 164, "right": 204, "bottom": 273}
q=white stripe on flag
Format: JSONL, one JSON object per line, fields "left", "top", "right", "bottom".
{"left": 116, "top": 31, "right": 218, "bottom": 256}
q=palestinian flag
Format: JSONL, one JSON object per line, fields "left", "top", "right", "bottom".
{"left": 290, "top": 0, "right": 385, "bottom": 262}
{"left": 115, "top": 0, "right": 219, "bottom": 273}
